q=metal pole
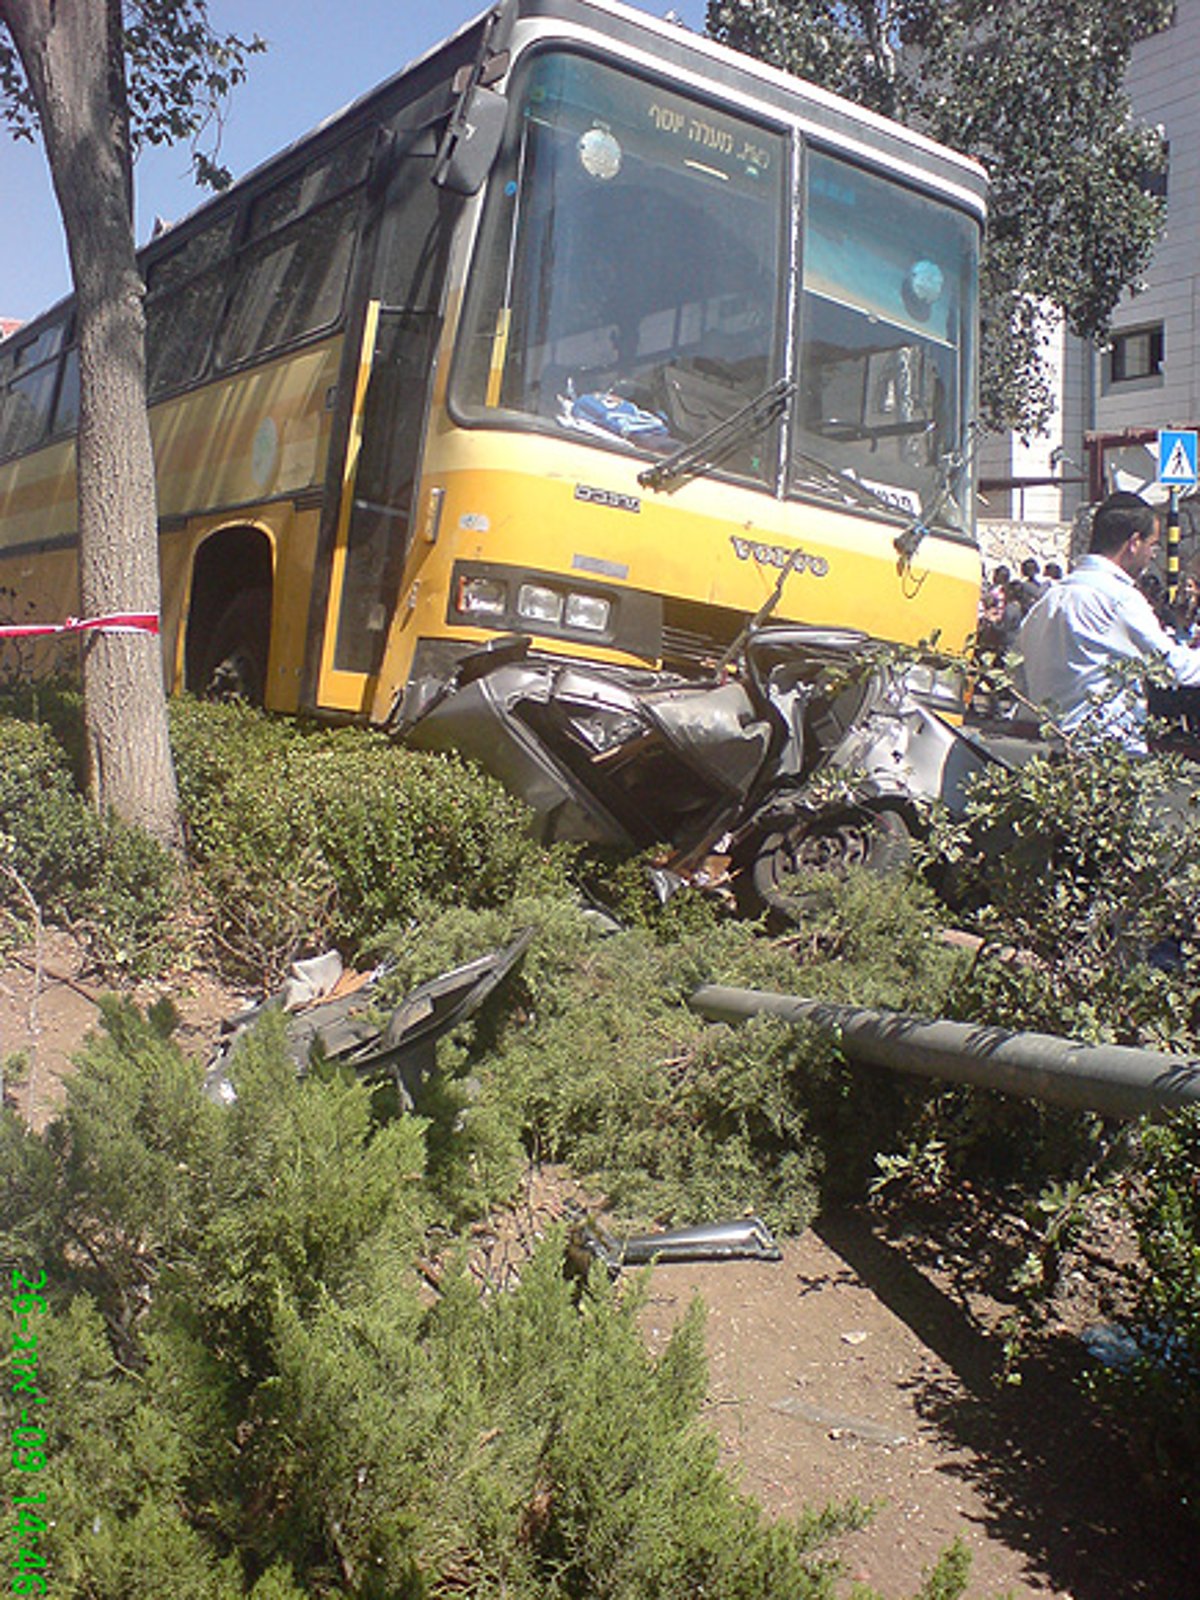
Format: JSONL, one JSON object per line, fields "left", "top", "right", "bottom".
{"left": 1167, "top": 485, "right": 1181, "bottom": 606}
{"left": 688, "top": 985, "right": 1200, "bottom": 1121}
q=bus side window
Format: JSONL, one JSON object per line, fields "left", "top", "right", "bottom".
{"left": 249, "top": 129, "right": 373, "bottom": 237}
{"left": 144, "top": 215, "right": 236, "bottom": 398}
{"left": 214, "top": 139, "right": 373, "bottom": 372}
{"left": 217, "top": 191, "right": 358, "bottom": 368}
{"left": 0, "top": 328, "right": 64, "bottom": 458}
{"left": 146, "top": 268, "right": 229, "bottom": 397}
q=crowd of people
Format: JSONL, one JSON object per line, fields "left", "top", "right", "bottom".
{"left": 977, "top": 556, "right": 1064, "bottom": 658}
{"left": 977, "top": 491, "right": 1200, "bottom": 753}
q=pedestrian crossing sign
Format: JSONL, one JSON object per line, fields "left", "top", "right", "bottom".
{"left": 1158, "top": 428, "right": 1199, "bottom": 486}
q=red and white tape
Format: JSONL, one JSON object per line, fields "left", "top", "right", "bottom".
{"left": 0, "top": 612, "right": 159, "bottom": 639}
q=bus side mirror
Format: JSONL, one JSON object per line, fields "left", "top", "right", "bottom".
{"left": 433, "top": 85, "right": 507, "bottom": 196}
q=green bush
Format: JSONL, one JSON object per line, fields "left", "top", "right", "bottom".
{"left": 0, "top": 1004, "right": 979, "bottom": 1600}
{"left": 0, "top": 678, "right": 89, "bottom": 785}
{"left": 0, "top": 717, "right": 99, "bottom": 905}
{"left": 0, "top": 714, "right": 182, "bottom": 974}
{"left": 888, "top": 733, "right": 1200, "bottom": 1192}
{"left": 942, "top": 736, "right": 1200, "bottom": 1050}
{"left": 168, "top": 699, "right": 571, "bottom": 986}
{"left": 0, "top": 694, "right": 572, "bottom": 982}
{"left": 364, "top": 880, "right": 965, "bottom": 1232}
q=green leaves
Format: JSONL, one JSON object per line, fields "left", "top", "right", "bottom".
{"left": 0, "top": 708, "right": 183, "bottom": 975}
{"left": 0, "top": 994, "right": 897, "bottom": 1598}
{"left": 943, "top": 731, "right": 1200, "bottom": 1049}
{"left": 2, "top": 2, "right": 265, "bottom": 189}
{"left": 168, "top": 699, "right": 570, "bottom": 988}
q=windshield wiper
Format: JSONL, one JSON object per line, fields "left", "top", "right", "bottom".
{"left": 893, "top": 440, "right": 971, "bottom": 564}
{"left": 637, "top": 377, "right": 795, "bottom": 492}
{"left": 790, "top": 448, "right": 905, "bottom": 517}
{"left": 791, "top": 445, "right": 967, "bottom": 567}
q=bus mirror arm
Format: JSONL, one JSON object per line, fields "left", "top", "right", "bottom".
{"left": 433, "top": 0, "right": 515, "bottom": 196}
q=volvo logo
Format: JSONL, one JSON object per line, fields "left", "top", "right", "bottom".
{"left": 730, "top": 535, "right": 829, "bottom": 576}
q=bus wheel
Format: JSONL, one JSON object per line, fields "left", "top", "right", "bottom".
{"left": 748, "top": 805, "right": 912, "bottom": 925}
{"left": 198, "top": 588, "right": 271, "bottom": 705}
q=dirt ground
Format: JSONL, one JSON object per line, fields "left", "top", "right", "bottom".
{"left": 2, "top": 931, "right": 1197, "bottom": 1600}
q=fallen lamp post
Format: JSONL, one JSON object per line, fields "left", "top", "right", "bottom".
{"left": 688, "top": 985, "right": 1200, "bottom": 1122}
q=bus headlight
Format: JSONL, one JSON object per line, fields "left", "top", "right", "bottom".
{"left": 564, "top": 592, "right": 611, "bottom": 633}
{"left": 457, "top": 575, "right": 507, "bottom": 616}
{"left": 517, "top": 583, "right": 564, "bottom": 624}
{"left": 452, "top": 564, "right": 618, "bottom": 643}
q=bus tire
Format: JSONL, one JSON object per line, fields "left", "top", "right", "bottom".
{"left": 197, "top": 588, "right": 271, "bottom": 705}
{"left": 748, "top": 804, "right": 912, "bottom": 925}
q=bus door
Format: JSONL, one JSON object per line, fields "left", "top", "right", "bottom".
{"left": 314, "top": 140, "right": 452, "bottom": 711}
{"left": 323, "top": 302, "right": 441, "bottom": 701}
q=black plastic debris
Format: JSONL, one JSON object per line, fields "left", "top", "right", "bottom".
{"left": 203, "top": 927, "right": 535, "bottom": 1107}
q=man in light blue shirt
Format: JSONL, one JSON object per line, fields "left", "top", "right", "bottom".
{"left": 1016, "top": 491, "right": 1200, "bottom": 752}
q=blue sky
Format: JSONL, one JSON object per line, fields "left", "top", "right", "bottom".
{"left": 0, "top": 0, "right": 707, "bottom": 326}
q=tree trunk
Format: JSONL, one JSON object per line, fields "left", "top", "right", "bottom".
{"left": 3, "top": 0, "right": 181, "bottom": 848}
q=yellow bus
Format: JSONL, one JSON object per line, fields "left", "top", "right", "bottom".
{"left": 0, "top": 0, "right": 986, "bottom": 839}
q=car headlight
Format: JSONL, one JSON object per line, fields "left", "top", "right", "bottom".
{"left": 904, "top": 660, "right": 965, "bottom": 714}
{"left": 569, "top": 708, "right": 643, "bottom": 753}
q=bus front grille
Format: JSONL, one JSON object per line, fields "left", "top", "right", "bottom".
{"left": 660, "top": 598, "right": 747, "bottom": 675}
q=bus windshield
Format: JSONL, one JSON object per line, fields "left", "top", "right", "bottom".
{"left": 455, "top": 51, "right": 786, "bottom": 485}
{"left": 792, "top": 149, "right": 978, "bottom": 534}
{"left": 455, "top": 49, "right": 979, "bottom": 533}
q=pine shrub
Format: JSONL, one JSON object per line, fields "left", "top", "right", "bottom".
{"left": 366, "top": 884, "right": 964, "bottom": 1231}
{"left": 0, "top": 1004, "right": 978, "bottom": 1599}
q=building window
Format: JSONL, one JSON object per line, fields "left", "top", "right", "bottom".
{"left": 1139, "top": 139, "right": 1168, "bottom": 200}
{"left": 1110, "top": 324, "right": 1164, "bottom": 384}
